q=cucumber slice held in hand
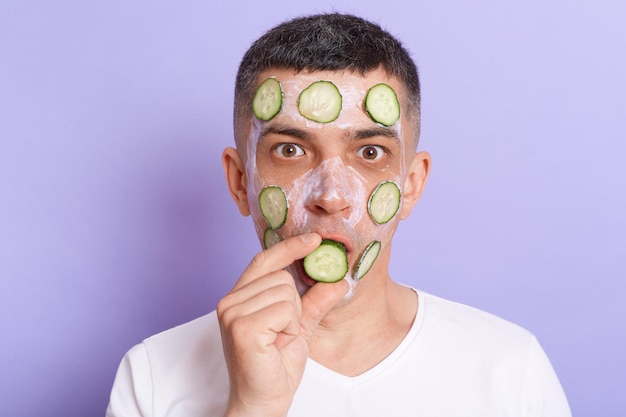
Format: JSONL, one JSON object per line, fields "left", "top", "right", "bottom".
{"left": 368, "top": 181, "right": 401, "bottom": 225}
{"left": 258, "top": 185, "right": 288, "bottom": 229}
{"left": 354, "top": 240, "right": 381, "bottom": 280}
{"left": 252, "top": 78, "right": 283, "bottom": 121}
{"left": 364, "top": 83, "right": 400, "bottom": 127}
{"left": 303, "top": 239, "right": 349, "bottom": 283}
{"left": 298, "top": 81, "right": 342, "bottom": 123}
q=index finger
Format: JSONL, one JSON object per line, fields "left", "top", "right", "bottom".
{"left": 235, "top": 232, "right": 322, "bottom": 289}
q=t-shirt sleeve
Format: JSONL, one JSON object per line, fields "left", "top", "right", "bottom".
{"left": 106, "top": 343, "right": 154, "bottom": 417}
{"left": 523, "top": 337, "right": 572, "bottom": 417}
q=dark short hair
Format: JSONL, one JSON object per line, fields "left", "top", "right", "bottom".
{"left": 234, "top": 13, "right": 421, "bottom": 146}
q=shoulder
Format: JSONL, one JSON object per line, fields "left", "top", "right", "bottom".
{"left": 419, "top": 293, "right": 572, "bottom": 416}
{"left": 107, "top": 311, "right": 229, "bottom": 416}
{"left": 138, "top": 310, "right": 227, "bottom": 380}
{"left": 420, "top": 291, "right": 532, "bottom": 334}
{"left": 417, "top": 291, "right": 538, "bottom": 357}
{"left": 142, "top": 310, "right": 222, "bottom": 357}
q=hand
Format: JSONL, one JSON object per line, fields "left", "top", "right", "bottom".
{"left": 217, "top": 233, "right": 348, "bottom": 417}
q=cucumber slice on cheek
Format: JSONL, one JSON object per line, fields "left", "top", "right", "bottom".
{"left": 368, "top": 181, "right": 402, "bottom": 225}
{"left": 303, "top": 240, "right": 348, "bottom": 283}
{"left": 262, "top": 228, "right": 281, "bottom": 249}
{"left": 298, "top": 81, "right": 342, "bottom": 123}
{"left": 354, "top": 240, "right": 381, "bottom": 280}
{"left": 258, "top": 186, "right": 288, "bottom": 230}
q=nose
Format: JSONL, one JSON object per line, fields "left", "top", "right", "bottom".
{"left": 308, "top": 183, "right": 351, "bottom": 216}
{"left": 305, "top": 161, "right": 352, "bottom": 217}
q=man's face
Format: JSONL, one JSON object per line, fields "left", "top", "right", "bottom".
{"left": 242, "top": 68, "right": 417, "bottom": 293}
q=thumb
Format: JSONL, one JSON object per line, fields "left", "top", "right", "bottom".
{"left": 300, "top": 279, "right": 350, "bottom": 337}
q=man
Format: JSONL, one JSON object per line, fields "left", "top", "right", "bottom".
{"left": 107, "top": 13, "right": 571, "bottom": 417}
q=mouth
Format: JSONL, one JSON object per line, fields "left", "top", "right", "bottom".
{"left": 295, "top": 232, "right": 354, "bottom": 287}
{"left": 316, "top": 231, "right": 353, "bottom": 252}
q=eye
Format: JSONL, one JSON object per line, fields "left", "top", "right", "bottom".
{"left": 358, "top": 145, "right": 385, "bottom": 161}
{"left": 275, "top": 143, "right": 304, "bottom": 158}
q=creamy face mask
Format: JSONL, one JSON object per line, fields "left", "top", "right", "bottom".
{"left": 245, "top": 72, "right": 407, "bottom": 295}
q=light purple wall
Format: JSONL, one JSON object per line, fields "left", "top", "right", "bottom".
{"left": 1, "top": 1, "right": 624, "bottom": 415}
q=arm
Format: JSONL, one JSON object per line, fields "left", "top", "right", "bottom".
{"left": 106, "top": 343, "right": 153, "bottom": 417}
{"left": 523, "top": 337, "right": 572, "bottom": 417}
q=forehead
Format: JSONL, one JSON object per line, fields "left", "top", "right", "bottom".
{"left": 254, "top": 68, "right": 409, "bottom": 129}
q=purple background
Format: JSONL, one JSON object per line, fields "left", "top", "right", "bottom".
{"left": 1, "top": 1, "right": 624, "bottom": 416}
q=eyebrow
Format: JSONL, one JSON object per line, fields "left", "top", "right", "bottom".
{"left": 258, "top": 123, "right": 400, "bottom": 143}
{"left": 259, "top": 123, "right": 311, "bottom": 141}
{"left": 350, "top": 126, "right": 400, "bottom": 142}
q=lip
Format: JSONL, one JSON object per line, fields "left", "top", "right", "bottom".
{"left": 316, "top": 233, "right": 354, "bottom": 255}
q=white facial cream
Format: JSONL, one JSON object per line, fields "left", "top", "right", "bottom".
{"left": 244, "top": 73, "right": 408, "bottom": 296}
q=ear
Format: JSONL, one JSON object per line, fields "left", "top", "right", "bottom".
{"left": 399, "top": 151, "right": 431, "bottom": 220}
{"left": 222, "top": 147, "right": 250, "bottom": 216}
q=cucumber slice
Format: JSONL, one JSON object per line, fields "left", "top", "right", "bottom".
{"left": 263, "top": 228, "right": 281, "bottom": 249}
{"left": 354, "top": 240, "right": 381, "bottom": 280}
{"left": 364, "top": 83, "right": 400, "bottom": 126}
{"left": 252, "top": 78, "right": 283, "bottom": 121}
{"left": 303, "top": 239, "right": 348, "bottom": 283}
{"left": 258, "top": 185, "right": 288, "bottom": 229}
{"left": 368, "top": 181, "right": 401, "bottom": 225}
{"left": 298, "top": 81, "right": 342, "bottom": 123}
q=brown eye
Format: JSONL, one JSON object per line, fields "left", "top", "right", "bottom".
{"left": 275, "top": 143, "right": 304, "bottom": 158}
{"left": 359, "top": 145, "right": 384, "bottom": 160}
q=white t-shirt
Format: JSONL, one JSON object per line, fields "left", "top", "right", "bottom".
{"left": 106, "top": 291, "right": 571, "bottom": 417}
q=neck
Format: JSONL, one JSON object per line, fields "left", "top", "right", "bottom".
{"left": 308, "top": 270, "right": 417, "bottom": 376}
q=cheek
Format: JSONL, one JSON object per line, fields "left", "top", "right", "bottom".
{"left": 245, "top": 118, "right": 276, "bottom": 238}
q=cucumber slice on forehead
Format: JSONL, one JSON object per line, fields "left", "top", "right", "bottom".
{"left": 368, "top": 181, "right": 401, "bottom": 225}
{"left": 258, "top": 185, "right": 288, "bottom": 229}
{"left": 354, "top": 240, "right": 381, "bottom": 280}
{"left": 298, "top": 81, "right": 342, "bottom": 123}
{"left": 365, "top": 83, "right": 400, "bottom": 127}
{"left": 252, "top": 78, "right": 283, "bottom": 121}
{"left": 303, "top": 239, "right": 348, "bottom": 283}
